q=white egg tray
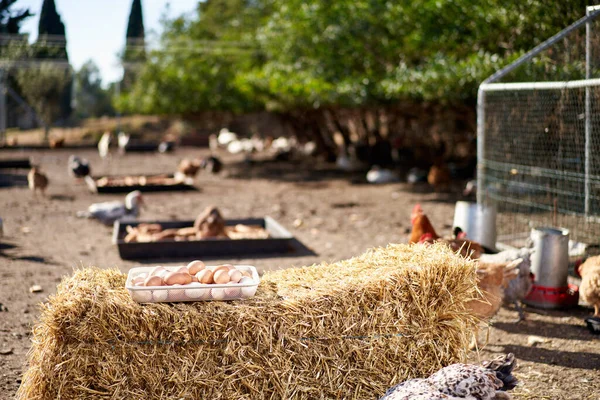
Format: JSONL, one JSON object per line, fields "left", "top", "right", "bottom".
{"left": 125, "top": 265, "right": 260, "bottom": 303}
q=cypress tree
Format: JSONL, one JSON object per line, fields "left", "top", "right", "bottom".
{"left": 37, "top": 0, "right": 72, "bottom": 121}
{"left": 122, "top": 0, "right": 145, "bottom": 90}
{"left": 37, "top": 0, "right": 67, "bottom": 59}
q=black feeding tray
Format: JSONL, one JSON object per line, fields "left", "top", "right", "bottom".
{"left": 113, "top": 217, "right": 295, "bottom": 260}
{"left": 0, "top": 158, "right": 31, "bottom": 169}
{"left": 87, "top": 174, "right": 195, "bottom": 193}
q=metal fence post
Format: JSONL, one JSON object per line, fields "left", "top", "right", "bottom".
{"left": 476, "top": 86, "right": 485, "bottom": 206}
{"left": 585, "top": 7, "right": 593, "bottom": 217}
{"left": 0, "top": 68, "right": 5, "bottom": 143}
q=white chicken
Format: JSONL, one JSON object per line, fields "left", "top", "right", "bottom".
{"left": 366, "top": 166, "right": 397, "bottom": 184}
{"left": 98, "top": 131, "right": 112, "bottom": 159}
{"left": 380, "top": 353, "right": 518, "bottom": 400}
{"left": 76, "top": 190, "right": 144, "bottom": 226}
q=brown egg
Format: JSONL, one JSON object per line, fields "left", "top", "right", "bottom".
{"left": 187, "top": 260, "right": 206, "bottom": 275}
{"left": 228, "top": 269, "right": 242, "bottom": 283}
{"left": 132, "top": 275, "right": 146, "bottom": 286}
{"left": 150, "top": 266, "right": 168, "bottom": 278}
{"left": 144, "top": 275, "right": 164, "bottom": 287}
{"left": 164, "top": 271, "right": 192, "bottom": 286}
{"left": 196, "top": 269, "right": 214, "bottom": 284}
{"left": 176, "top": 266, "right": 190, "bottom": 274}
{"left": 213, "top": 269, "right": 230, "bottom": 284}
{"left": 210, "top": 265, "right": 231, "bottom": 274}
{"left": 241, "top": 270, "right": 253, "bottom": 278}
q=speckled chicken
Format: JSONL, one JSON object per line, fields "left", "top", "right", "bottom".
{"left": 380, "top": 353, "right": 518, "bottom": 400}
{"left": 577, "top": 255, "right": 600, "bottom": 318}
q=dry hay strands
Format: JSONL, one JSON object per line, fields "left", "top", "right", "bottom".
{"left": 17, "top": 243, "right": 481, "bottom": 400}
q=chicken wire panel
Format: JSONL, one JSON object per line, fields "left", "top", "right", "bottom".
{"left": 478, "top": 9, "right": 600, "bottom": 247}
{"left": 481, "top": 86, "right": 600, "bottom": 246}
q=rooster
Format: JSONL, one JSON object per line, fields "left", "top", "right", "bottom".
{"left": 577, "top": 255, "right": 600, "bottom": 319}
{"left": 409, "top": 205, "right": 483, "bottom": 259}
{"left": 380, "top": 353, "right": 518, "bottom": 400}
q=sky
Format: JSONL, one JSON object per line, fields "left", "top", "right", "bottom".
{"left": 18, "top": 0, "right": 200, "bottom": 84}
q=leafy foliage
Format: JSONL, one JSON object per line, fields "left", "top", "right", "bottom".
{"left": 121, "top": 0, "right": 597, "bottom": 115}
{"left": 73, "top": 60, "right": 115, "bottom": 118}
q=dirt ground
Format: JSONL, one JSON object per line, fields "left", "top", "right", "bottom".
{"left": 0, "top": 147, "right": 598, "bottom": 399}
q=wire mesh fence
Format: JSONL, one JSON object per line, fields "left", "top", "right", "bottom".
{"left": 478, "top": 7, "right": 600, "bottom": 247}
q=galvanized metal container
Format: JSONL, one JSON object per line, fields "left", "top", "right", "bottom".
{"left": 452, "top": 201, "right": 497, "bottom": 250}
{"left": 529, "top": 227, "right": 570, "bottom": 288}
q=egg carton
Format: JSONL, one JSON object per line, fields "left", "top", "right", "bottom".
{"left": 126, "top": 265, "right": 260, "bottom": 303}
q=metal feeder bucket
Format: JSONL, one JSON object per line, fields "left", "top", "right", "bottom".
{"left": 529, "top": 227, "right": 570, "bottom": 288}
{"left": 452, "top": 201, "right": 497, "bottom": 250}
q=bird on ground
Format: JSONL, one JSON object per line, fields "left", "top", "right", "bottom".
{"left": 409, "top": 205, "right": 484, "bottom": 259}
{"left": 27, "top": 166, "right": 49, "bottom": 196}
{"left": 117, "top": 132, "right": 131, "bottom": 154}
{"left": 577, "top": 255, "right": 600, "bottom": 319}
{"left": 98, "top": 131, "right": 112, "bottom": 159}
{"left": 480, "top": 248, "right": 535, "bottom": 322}
{"left": 200, "top": 156, "right": 223, "bottom": 174}
{"left": 76, "top": 191, "right": 145, "bottom": 226}
{"left": 380, "top": 353, "right": 518, "bottom": 400}
{"left": 68, "top": 155, "right": 91, "bottom": 178}
{"left": 366, "top": 165, "right": 397, "bottom": 184}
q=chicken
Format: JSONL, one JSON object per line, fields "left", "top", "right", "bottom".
{"left": 193, "top": 206, "right": 227, "bottom": 238}
{"left": 27, "top": 166, "right": 49, "bottom": 196}
{"left": 409, "top": 204, "right": 439, "bottom": 244}
{"left": 480, "top": 248, "right": 535, "bottom": 322}
{"left": 409, "top": 205, "right": 483, "bottom": 259}
{"left": 577, "top": 255, "right": 600, "bottom": 318}
{"left": 49, "top": 136, "right": 65, "bottom": 149}
{"left": 467, "top": 259, "right": 521, "bottom": 348}
{"left": 380, "top": 353, "right": 518, "bottom": 400}
{"left": 98, "top": 131, "right": 112, "bottom": 159}
{"left": 467, "top": 259, "right": 522, "bottom": 320}
{"left": 68, "top": 155, "right": 91, "bottom": 178}
{"left": 428, "top": 162, "right": 451, "bottom": 191}
{"left": 177, "top": 158, "right": 202, "bottom": 178}
{"left": 200, "top": 156, "right": 223, "bottom": 174}
{"left": 76, "top": 191, "right": 144, "bottom": 226}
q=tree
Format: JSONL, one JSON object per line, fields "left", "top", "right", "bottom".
{"left": 73, "top": 60, "right": 115, "bottom": 119}
{"left": 36, "top": 0, "right": 72, "bottom": 120}
{"left": 122, "top": 0, "right": 146, "bottom": 91}
{"left": 16, "top": 63, "right": 71, "bottom": 137}
{"left": 0, "top": 0, "right": 32, "bottom": 34}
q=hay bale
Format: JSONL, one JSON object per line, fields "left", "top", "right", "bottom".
{"left": 18, "top": 243, "right": 480, "bottom": 400}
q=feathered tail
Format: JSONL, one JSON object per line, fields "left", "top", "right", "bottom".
{"left": 482, "top": 353, "right": 518, "bottom": 391}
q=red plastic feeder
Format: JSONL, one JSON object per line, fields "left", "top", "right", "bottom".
{"left": 524, "top": 283, "right": 579, "bottom": 309}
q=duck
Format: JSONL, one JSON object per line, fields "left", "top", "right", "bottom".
{"left": 27, "top": 166, "right": 49, "bottom": 196}
{"left": 68, "top": 155, "right": 91, "bottom": 178}
{"left": 76, "top": 190, "right": 145, "bottom": 226}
